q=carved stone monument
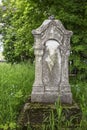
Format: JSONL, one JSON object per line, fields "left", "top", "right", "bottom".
{"left": 31, "top": 17, "right": 73, "bottom": 104}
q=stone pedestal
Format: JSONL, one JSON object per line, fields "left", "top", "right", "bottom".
{"left": 31, "top": 17, "right": 73, "bottom": 104}
{"left": 18, "top": 97, "right": 81, "bottom": 130}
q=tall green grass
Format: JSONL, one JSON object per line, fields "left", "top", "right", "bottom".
{"left": 71, "top": 82, "right": 87, "bottom": 129}
{"left": 0, "top": 62, "right": 34, "bottom": 129}
{"left": 0, "top": 63, "right": 87, "bottom": 130}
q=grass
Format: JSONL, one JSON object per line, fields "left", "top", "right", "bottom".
{"left": 0, "top": 62, "right": 87, "bottom": 130}
{"left": 71, "top": 82, "right": 87, "bottom": 129}
{"left": 0, "top": 62, "right": 34, "bottom": 129}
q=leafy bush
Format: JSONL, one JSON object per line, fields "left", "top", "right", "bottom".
{"left": 0, "top": 0, "right": 87, "bottom": 80}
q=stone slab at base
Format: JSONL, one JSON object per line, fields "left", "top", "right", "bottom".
{"left": 60, "top": 93, "right": 72, "bottom": 104}
{"left": 18, "top": 97, "right": 81, "bottom": 130}
{"left": 31, "top": 92, "right": 72, "bottom": 104}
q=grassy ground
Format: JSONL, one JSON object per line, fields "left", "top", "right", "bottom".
{"left": 0, "top": 62, "right": 34, "bottom": 129}
{"left": 0, "top": 63, "right": 87, "bottom": 130}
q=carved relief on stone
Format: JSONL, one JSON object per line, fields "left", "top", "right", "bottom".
{"left": 45, "top": 40, "right": 59, "bottom": 72}
{"left": 41, "top": 24, "right": 63, "bottom": 45}
{"left": 42, "top": 40, "right": 61, "bottom": 92}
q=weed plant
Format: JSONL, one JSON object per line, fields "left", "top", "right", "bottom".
{"left": 0, "top": 62, "right": 34, "bottom": 130}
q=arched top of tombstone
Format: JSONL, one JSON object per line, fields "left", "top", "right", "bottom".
{"left": 32, "top": 18, "right": 73, "bottom": 51}
{"left": 32, "top": 18, "right": 73, "bottom": 36}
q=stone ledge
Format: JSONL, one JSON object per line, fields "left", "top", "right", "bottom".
{"left": 18, "top": 97, "right": 81, "bottom": 130}
{"left": 31, "top": 92, "right": 72, "bottom": 104}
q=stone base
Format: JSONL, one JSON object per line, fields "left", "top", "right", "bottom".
{"left": 31, "top": 92, "right": 58, "bottom": 103}
{"left": 31, "top": 92, "right": 72, "bottom": 104}
{"left": 18, "top": 97, "right": 81, "bottom": 130}
{"left": 60, "top": 92, "right": 72, "bottom": 104}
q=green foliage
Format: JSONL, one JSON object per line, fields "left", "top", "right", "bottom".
{"left": 0, "top": 0, "right": 87, "bottom": 79}
{"left": 71, "top": 81, "right": 87, "bottom": 129}
{"left": 0, "top": 62, "right": 34, "bottom": 129}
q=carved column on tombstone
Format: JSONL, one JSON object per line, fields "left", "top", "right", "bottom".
{"left": 32, "top": 35, "right": 44, "bottom": 93}
{"left": 60, "top": 47, "right": 70, "bottom": 91}
{"left": 59, "top": 34, "right": 72, "bottom": 103}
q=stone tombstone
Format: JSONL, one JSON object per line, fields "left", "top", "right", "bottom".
{"left": 31, "top": 17, "right": 73, "bottom": 104}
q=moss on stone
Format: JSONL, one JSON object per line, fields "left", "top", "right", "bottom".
{"left": 18, "top": 97, "right": 81, "bottom": 130}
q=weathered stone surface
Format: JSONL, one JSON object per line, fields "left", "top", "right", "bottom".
{"left": 31, "top": 17, "right": 73, "bottom": 104}
{"left": 18, "top": 97, "right": 82, "bottom": 130}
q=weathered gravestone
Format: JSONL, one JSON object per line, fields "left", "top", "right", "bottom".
{"left": 18, "top": 18, "right": 82, "bottom": 130}
{"left": 31, "top": 17, "right": 73, "bottom": 104}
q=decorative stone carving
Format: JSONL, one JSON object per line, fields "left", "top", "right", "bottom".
{"left": 31, "top": 17, "right": 73, "bottom": 104}
{"left": 45, "top": 40, "right": 59, "bottom": 72}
